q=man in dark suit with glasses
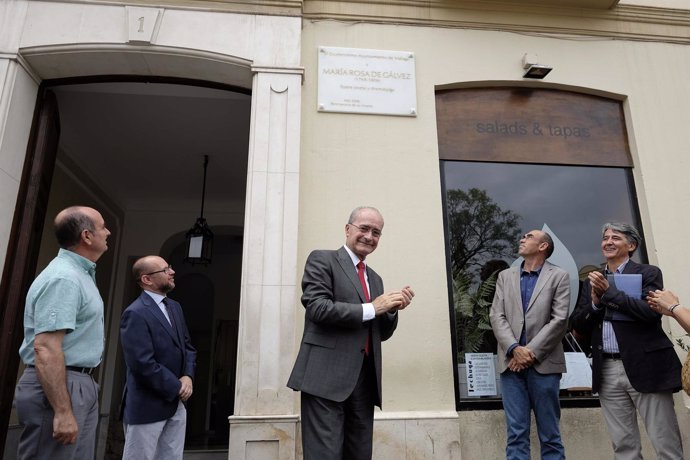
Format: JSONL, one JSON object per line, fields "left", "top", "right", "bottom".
{"left": 120, "top": 256, "right": 197, "bottom": 460}
{"left": 288, "top": 206, "right": 414, "bottom": 460}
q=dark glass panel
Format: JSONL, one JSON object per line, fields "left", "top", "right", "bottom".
{"left": 443, "top": 161, "right": 642, "bottom": 403}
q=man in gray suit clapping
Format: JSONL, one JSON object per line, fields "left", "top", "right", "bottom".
{"left": 288, "top": 206, "right": 414, "bottom": 460}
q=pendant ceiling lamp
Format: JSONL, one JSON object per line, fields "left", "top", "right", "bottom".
{"left": 184, "top": 154, "right": 214, "bottom": 265}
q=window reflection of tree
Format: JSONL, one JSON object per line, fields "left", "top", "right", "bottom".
{"left": 478, "top": 260, "right": 510, "bottom": 354}
{"left": 447, "top": 188, "right": 521, "bottom": 281}
{"left": 447, "top": 188, "right": 521, "bottom": 361}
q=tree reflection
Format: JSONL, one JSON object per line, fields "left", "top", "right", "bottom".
{"left": 447, "top": 188, "right": 521, "bottom": 281}
{"left": 447, "top": 188, "right": 521, "bottom": 360}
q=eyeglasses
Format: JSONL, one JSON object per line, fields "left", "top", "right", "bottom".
{"left": 144, "top": 265, "right": 173, "bottom": 276}
{"left": 349, "top": 223, "right": 382, "bottom": 238}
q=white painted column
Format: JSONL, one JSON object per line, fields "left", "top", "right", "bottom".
{"left": 0, "top": 0, "right": 34, "bottom": 271}
{"left": 229, "top": 66, "right": 303, "bottom": 460}
{"left": 0, "top": 58, "right": 39, "bottom": 272}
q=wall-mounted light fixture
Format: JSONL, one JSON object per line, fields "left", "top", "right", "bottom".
{"left": 184, "top": 154, "right": 214, "bottom": 265}
{"left": 522, "top": 53, "right": 553, "bottom": 79}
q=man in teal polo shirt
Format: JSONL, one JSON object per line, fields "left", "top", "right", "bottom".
{"left": 15, "top": 206, "right": 111, "bottom": 460}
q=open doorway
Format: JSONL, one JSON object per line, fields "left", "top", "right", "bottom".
{"left": 4, "top": 79, "right": 251, "bottom": 458}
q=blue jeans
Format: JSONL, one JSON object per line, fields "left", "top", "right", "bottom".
{"left": 500, "top": 368, "right": 565, "bottom": 460}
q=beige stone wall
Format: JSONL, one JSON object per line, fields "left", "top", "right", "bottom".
{"left": 300, "top": 7, "right": 690, "bottom": 457}
{"left": 459, "top": 402, "right": 690, "bottom": 459}
{"left": 336, "top": 400, "right": 690, "bottom": 458}
{"left": 621, "top": 0, "right": 688, "bottom": 7}
{"left": 303, "top": 1, "right": 690, "bottom": 44}
{"left": 1, "top": 0, "right": 689, "bottom": 457}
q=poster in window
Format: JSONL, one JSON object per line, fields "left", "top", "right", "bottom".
{"left": 465, "top": 353, "right": 498, "bottom": 396}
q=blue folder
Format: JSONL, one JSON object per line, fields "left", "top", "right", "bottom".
{"left": 606, "top": 274, "right": 642, "bottom": 321}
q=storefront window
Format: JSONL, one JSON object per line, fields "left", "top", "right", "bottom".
{"left": 441, "top": 161, "right": 645, "bottom": 405}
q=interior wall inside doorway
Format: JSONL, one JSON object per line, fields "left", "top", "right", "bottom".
{"left": 165, "top": 233, "right": 243, "bottom": 448}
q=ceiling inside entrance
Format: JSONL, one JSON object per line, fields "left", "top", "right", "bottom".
{"left": 52, "top": 82, "right": 251, "bottom": 213}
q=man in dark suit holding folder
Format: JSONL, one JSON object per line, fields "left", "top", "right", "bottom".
{"left": 570, "top": 222, "right": 683, "bottom": 459}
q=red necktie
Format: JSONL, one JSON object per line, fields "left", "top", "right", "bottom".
{"left": 357, "top": 261, "right": 371, "bottom": 355}
{"left": 357, "top": 261, "right": 370, "bottom": 302}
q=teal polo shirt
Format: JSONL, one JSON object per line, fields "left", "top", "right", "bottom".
{"left": 19, "top": 248, "right": 105, "bottom": 368}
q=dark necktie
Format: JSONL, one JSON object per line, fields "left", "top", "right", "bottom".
{"left": 162, "top": 298, "right": 177, "bottom": 332}
{"left": 357, "top": 261, "right": 371, "bottom": 355}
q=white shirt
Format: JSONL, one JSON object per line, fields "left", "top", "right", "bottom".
{"left": 144, "top": 290, "right": 173, "bottom": 326}
{"left": 592, "top": 258, "right": 630, "bottom": 353}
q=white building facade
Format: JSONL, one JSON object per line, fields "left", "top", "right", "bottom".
{"left": 0, "top": 0, "right": 689, "bottom": 459}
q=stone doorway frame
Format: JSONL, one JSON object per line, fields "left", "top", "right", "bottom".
{"left": 0, "top": 42, "right": 303, "bottom": 457}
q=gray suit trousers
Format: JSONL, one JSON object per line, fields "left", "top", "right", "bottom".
{"left": 15, "top": 367, "right": 99, "bottom": 460}
{"left": 599, "top": 359, "right": 683, "bottom": 459}
{"left": 301, "top": 356, "right": 377, "bottom": 460}
{"left": 122, "top": 400, "right": 187, "bottom": 460}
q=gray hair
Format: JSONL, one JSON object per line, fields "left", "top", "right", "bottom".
{"left": 602, "top": 222, "right": 642, "bottom": 257}
{"left": 348, "top": 206, "right": 382, "bottom": 224}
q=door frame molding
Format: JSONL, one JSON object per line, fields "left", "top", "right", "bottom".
{"left": 0, "top": 87, "right": 60, "bottom": 451}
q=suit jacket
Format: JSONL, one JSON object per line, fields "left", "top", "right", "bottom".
{"left": 490, "top": 261, "right": 570, "bottom": 375}
{"left": 287, "top": 247, "right": 398, "bottom": 407}
{"left": 570, "top": 260, "right": 681, "bottom": 394}
{"left": 120, "top": 292, "right": 197, "bottom": 424}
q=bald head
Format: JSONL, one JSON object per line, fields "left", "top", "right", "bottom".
{"left": 54, "top": 206, "right": 96, "bottom": 249}
{"left": 54, "top": 206, "right": 110, "bottom": 262}
{"left": 518, "top": 229, "right": 555, "bottom": 262}
{"left": 133, "top": 256, "right": 162, "bottom": 283}
{"left": 348, "top": 206, "right": 383, "bottom": 226}
{"left": 133, "top": 255, "right": 175, "bottom": 294}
